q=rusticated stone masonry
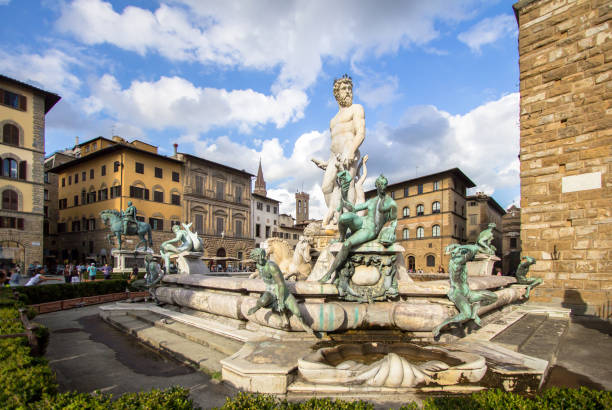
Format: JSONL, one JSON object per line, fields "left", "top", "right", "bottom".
{"left": 514, "top": 0, "right": 611, "bottom": 317}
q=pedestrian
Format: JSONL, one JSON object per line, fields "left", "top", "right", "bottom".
{"left": 64, "top": 264, "right": 71, "bottom": 283}
{"left": 101, "top": 263, "right": 111, "bottom": 280}
{"left": 70, "top": 265, "right": 80, "bottom": 283}
{"left": 130, "top": 265, "right": 139, "bottom": 283}
{"left": 79, "top": 264, "right": 87, "bottom": 281}
{"left": 9, "top": 268, "right": 21, "bottom": 286}
{"left": 437, "top": 265, "right": 445, "bottom": 273}
{"left": 25, "top": 269, "right": 54, "bottom": 286}
{"left": 87, "top": 263, "right": 97, "bottom": 281}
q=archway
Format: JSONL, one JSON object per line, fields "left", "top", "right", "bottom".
{"left": 216, "top": 248, "right": 226, "bottom": 270}
{"left": 407, "top": 255, "right": 415, "bottom": 272}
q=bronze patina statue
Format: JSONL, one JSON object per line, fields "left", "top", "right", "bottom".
{"left": 476, "top": 223, "right": 497, "bottom": 255}
{"left": 160, "top": 223, "right": 204, "bottom": 271}
{"left": 515, "top": 256, "right": 541, "bottom": 298}
{"left": 432, "top": 243, "right": 498, "bottom": 338}
{"left": 247, "top": 248, "right": 315, "bottom": 336}
{"left": 122, "top": 201, "right": 138, "bottom": 235}
{"left": 319, "top": 174, "right": 397, "bottom": 284}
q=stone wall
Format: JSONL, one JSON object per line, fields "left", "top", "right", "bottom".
{"left": 514, "top": 0, "right": 611, "bottom": 317}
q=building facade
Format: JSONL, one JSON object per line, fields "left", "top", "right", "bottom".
{"left": 502, "top": 205, "right": 521, "bottom": 275}
{"left": 43, "top": 151, "right": 75, "bottom": 271}
{"left": 295, "top": 191, "right": 309, "bottom": 225}
{"left": 49, "top": 136, "right": 183, "bottom": 264}
{"left": 366, "top": 168, "right": 475, "bottom": 272}
{"left": 179, "top": 152, "right": 254, "bottom": 265}
{"left": 514, "top": 0, "right": 611, "bottom": 316}
{"left": 0, "top": 75, "right": 60, "bottom": 272}
{"left": 251, "top": 161, "right": 281, "bottom": 247}
{"left": 275, "top": 213, "right": 302, "bottom": 248}
{"left": 465, "top": 193, "right": 506, "bottom": 258}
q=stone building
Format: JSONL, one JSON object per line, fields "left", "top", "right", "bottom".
{"left": 251, "top": 160, "right": 280, "bottom": 247}
{"left": 274, "top": 213, "right": 302, "bottom": 248}
{"left": 465, "top": 192, "right": 506, "bottom": 258}
{"left": 178, "top": 151, "right": 254, "bottom": 266}
{"left": 43, "top": 151, "right": 75, "bottom": 271}
{"left": 514, "top": 0, "right": 611, "bottom": 316}
{"left": 502, "top": 205, "right": 522, "bottom": 275}
{"left": 366, "top": 168, "right": 474, "bottom": 272}
{"left": 0, "top": 75, "right": 60, "bottom": 272}
{"left": 295, "top": 191, "right": 309, "bottom": 224}
{"left": 49, "top": 136, "right": 183, "bottom": 264}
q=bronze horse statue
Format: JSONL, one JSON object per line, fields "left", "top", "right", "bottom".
{"left": 100, "top": 209, "right": 153, "bottom": 251}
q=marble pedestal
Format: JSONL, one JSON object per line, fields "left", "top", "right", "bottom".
{"left": 467, "top": 253, "right": 501, "bottom": 276}
{"left": 111, "top": 249, "right": 152, "bottom": 276}
{"left": 171, "top": 251, "right": 210, "bottom": 275}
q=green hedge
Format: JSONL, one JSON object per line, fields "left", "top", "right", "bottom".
{"left": 13, "top": 279, "right": 128, "bottom": 305}
{"left": 216, "top": 390, "right": 612, "bottom": 410}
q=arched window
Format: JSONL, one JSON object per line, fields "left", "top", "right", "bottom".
{"left": 407, "top": 256, "right": 415, "bottom": 271}
{"left": 402, "top": 228, "right": 409, "bottom": 240}
{"left": 3, "top": 124, "right": 19, "bottom": 146}
{"left": 432, "top": 225, "right": 440, "bottom": 237}
{"left": 416, "top": 204, "right": 424, "bottom": 216}
{"left": 426, "top": 255, "right": 435, "bottom": 267}
{"left": 2, "top": 158, "right": 17, "bottom": 178}
{"left": 403, "top": 206, "right": 410, "bottom": 217}
{"left": 432, "top": 201, "right": 440, "bottom": 213}
{"left": 2, "top": 190, "right": 18, "bottom": 210}
{"left": 416, "top": 226, "right": 424, "bottom": 238}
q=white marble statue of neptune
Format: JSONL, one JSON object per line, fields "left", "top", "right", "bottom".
{"left": 312, "top": 74, "right": 365, "bottom": 228}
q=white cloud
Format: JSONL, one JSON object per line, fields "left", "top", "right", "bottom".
{"left": 458, "top": 14, "right": 517, "bottom": 54}
{"left": 84, "top": 74, "right": 308, "bottom": 133}
{"left": 356, "top": 75, "right": 400, "bottom": 108}
{"left": 363, "top": 93, "right": 520, "bottom": 196}
{"left": 0, "top": 0, "right": 10, "bottom": 5}
{"left": 0, "top": 49, "right": 82, "bottom": 98}
{"left": 57, "top": 0, "right": 476, "bottom": 90}
{"left": 178, "top": 92, "right": 519, "bottom": 219}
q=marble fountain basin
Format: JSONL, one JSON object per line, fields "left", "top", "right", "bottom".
{"left": 298, "top": 342, "right": 487, "bottom": 388}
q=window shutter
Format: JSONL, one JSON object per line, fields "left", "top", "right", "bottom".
{"left": 130, "top": 186, "right": 134, "bottom": 197}
{"left": 144, "top": 189, "right": 149, "bottom": 200}
{"left": 159, "top": 219, "right": 164, "bottom": 231}
{"left": 19, "top": 95, "right": 27, "bottom": 111}
{"left": 17, "top": 218, "right": 24, "bottom": 230}
{"left": 18, "top": 161, "right": 26, "bottom": 180}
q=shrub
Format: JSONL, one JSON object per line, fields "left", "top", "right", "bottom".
{"left": 13, "top": 279, "right": 128, "bottom": 305}
{"left": 0, "top": 306, "right": 57, "bottom": 408}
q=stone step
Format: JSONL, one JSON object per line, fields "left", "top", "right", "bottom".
{"left": 126, "top": 310, "right": 243, "bottom": 356}
{"left": 519, "top": 317, "right": 569, "bottom": 363}
{"left": 103, "top": 312, "right": 226, "bottom": 375}
{"left": 491, "top": 314, "right": 548, "bottom": 352}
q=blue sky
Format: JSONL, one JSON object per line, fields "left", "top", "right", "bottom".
{"left": 1, "top": 0, "right": 521, "bottom": 218}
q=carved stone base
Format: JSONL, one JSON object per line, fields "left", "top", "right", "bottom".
{"left": 111, "top": 249, "right": 152, "bottom": 276}
{"left": 330, "top": 241, "right": 405, "bottom": 302}
{"left": 170, "top": 251, "right": 210, "bottom": 275}
{"left": 467, "top": 253, "right": 501, "bottom": 276}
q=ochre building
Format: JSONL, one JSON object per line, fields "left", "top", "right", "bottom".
{"left": 514, "top": 0, "right": 611, "bottom": 316}
{"left": 366, "top": 168, "right": 475, "bottom": 272}
{"left": 49, "top": 136, "right": 183, "bottom": 263}
{"left": 0, "top": 75, "right": 60, "bottom": 271}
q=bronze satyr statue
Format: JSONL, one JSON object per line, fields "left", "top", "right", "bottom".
{"left": 476, "top": 223, "right": 497, "bottom": 255}
{"left": 432, "top": 243, "right": 498, "bottom": 338}
{"left": 247, "top": 248, "right": 316, "bottom": 336}
{"left": 515, "top": 256, "right": 541, "bottom": 298}
{"left": 319, "top": 174, "right": 397, "bottom": 284}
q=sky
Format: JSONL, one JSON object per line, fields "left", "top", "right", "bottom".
{"left": 1, "top": 0, "right": 521, "bottom": 219}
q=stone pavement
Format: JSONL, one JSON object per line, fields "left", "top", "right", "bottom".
{"left": 35, "top": 303, "right": 612, "bottom": 409}
{"left": 36, "top": 303, "right": 237, "bottom": 409}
